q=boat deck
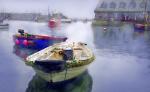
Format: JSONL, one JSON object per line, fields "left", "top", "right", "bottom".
{"left": 26, "top": 42, "right": 93, "bottom": 63}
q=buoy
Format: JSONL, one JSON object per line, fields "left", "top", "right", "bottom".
{"left": 15, "top": 39, "right": 20, "bottom": 45}
{"left": 104, "top": 27, "right": 107, "bottom": 30}
{"left": 23, "top": 40, "right": 28, "bottom": 46}
{"left": 103, "top": 27, "right": 107, "bottom": 32}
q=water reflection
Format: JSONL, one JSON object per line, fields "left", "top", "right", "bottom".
{"left": 92, "top": 24, "right": 150, "bottom": 59}
{"left": 26, "top": 71, "right": 93, "bottom": 92}
{"left": 92, "top": 24, "right": 133, "bottom": 49}
{"left": 1, "top": 20, "right": 150, "bottom": 92}
{"left": 13, "top": 45, "right": 38, "bottom": 60}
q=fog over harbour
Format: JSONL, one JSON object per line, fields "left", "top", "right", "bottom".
{"left": 1, "top": 0, "right": 150, "bottom": 92}
{"left": 0, "top": 0, "right": 99, "bottom": 18}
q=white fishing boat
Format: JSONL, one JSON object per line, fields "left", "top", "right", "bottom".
{"left": 26, "top": 42, "right": 95, "bottom": 82}
{"left": 0, "top": 20, "right": 9, "bottom": 29}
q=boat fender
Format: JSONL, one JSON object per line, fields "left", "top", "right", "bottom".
{"left": 23, "top": 40, "right": 28, "bottom": 46}
{"left": 15, "top": 39, "right": 20, "bottom": 45}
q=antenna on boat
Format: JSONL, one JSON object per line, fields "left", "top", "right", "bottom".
{"left": 144, "top": 0, "right": 148, "bottom": 23}
{"left": 48, "top": 6, "right": 51, "bottom": 19}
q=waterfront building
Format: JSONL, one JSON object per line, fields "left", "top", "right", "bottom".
{"left": 94, "top": 0, "right": 150, "bottom": 22}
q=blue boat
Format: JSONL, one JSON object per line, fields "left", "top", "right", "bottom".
{"left": 13, "top": 29, "right": 67, "bottom": 50}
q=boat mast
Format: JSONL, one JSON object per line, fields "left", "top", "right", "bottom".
{"left": 144, "top": 0, "right": 148, "bottom": 23}
{"left": 48, "top": 7, "right": 51, "bottom": 19}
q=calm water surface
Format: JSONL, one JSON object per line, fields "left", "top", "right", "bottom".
{"left": 0, "top": 21, "right": 150, "bottom": 92}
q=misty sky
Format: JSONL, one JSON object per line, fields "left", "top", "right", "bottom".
{"left": 0, "top": 0, "right": 99, "bottom": 18}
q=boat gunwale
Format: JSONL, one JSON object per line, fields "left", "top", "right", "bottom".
{"left": 25, "top": 42, "right": 95, "bottom": 68}
{"left": 25, "top": 54, "right": 95, "bottom": 68}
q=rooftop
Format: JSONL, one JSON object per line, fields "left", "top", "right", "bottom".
{"left": 95, "top": 0, "right": 150, "bottom": 12}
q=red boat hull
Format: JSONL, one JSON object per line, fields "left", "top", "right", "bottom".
{"left": 48, "top": 18, "right": 60, "bottom": 28}
{"left": 134, "top": 23, "right": 145, "bottom": 32}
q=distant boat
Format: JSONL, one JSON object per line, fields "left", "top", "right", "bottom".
{"left": 48, "top": 12, "right": 72, "bottom": 28}
{"left": 134, "top": 0, "right": 149, "bottom": 31}
{"left": 134, "top": 23, "right": 145, "bottom": 32}
{"left": 61, "top": 18, "right": 72, "bottom": 23}
{"left": 0, "top": 23, "right": 9, "bottom": 29}
{"left": 0, "top": 13, "right": 9, "bottom": 29}
{"left": 13, "top": 29, "right": 67, "bottom": 50}
{"left": 0, "top": 21, "right": 9, "bottom": 29}
{"left": 26, "top": 42, "right": 95, "bottom": 82}
{"left": 48, "top": 12, "right": 61, "bottom": 28}
{"left": 48, "top": 18, "right": 60, "bottom": 28}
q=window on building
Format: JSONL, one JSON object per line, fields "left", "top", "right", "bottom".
{"left": 129, "top": 0, "right": 136, "bottom": 8}
{"left": 119, "top": 2, "right": 126, "bottom": 8}
{"left": 100, "top": 1, "right": 107, "bottom": 8}
{"left": 139, "top": 1, "right": 145, "bottom": 8}
{"left": 110, "top": 2, "right": 116, "bottom": 9}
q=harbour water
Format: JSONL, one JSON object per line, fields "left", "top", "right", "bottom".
{"left": 1, "top": 21, "right": 150, "bottom": 92}
{"left": 1, "top": 0, "right": 150, "bottom": 91}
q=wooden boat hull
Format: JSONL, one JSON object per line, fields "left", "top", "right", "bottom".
{"left": 25, "top": 42, "right": 95, "bottom": 82}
